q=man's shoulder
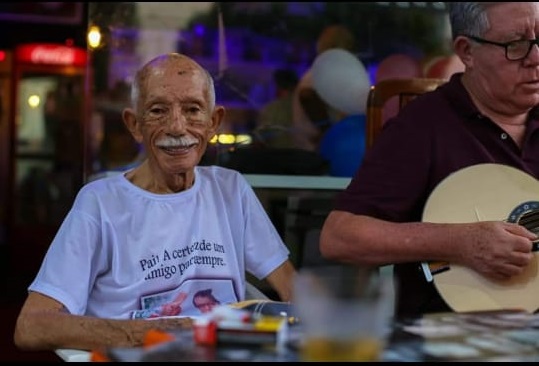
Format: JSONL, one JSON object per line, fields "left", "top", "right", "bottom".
{"left": 395, "top": 82, "right": 453, "bottom": 122}
{"left": 409, "top": 73, "right": 467, "bottom": 115}
{"left": 197, "top": 166, "right": 251, "bottom": 200}
{"left": 198, "top": 164, "right": 241, "bottom": 176}
{"left": 197, "top": 165, "right": 245, "bottom": 185}
{"left": 84, "top": 170, "right": 125, "bottom": 190}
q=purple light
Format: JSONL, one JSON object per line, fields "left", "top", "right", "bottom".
{"left": 194, "top": 24, "right": 205, "bottom": 37}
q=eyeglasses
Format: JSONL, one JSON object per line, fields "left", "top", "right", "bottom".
{"left": 465, "top": 35, "right": 539, "bottom": 61}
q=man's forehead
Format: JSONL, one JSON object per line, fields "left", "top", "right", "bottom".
{"left": 144, "top": 59, "right": 201, "bottom": 79}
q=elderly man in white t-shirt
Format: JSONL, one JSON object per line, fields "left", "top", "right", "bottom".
{"left": 14, "top": 53, "right": 296, "bottom": 352}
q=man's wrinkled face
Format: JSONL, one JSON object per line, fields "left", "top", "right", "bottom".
{"left": 135, "top": 59, "right": 217, "bottom": 176}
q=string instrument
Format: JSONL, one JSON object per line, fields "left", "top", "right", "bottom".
{"left": 421, "top": 163, "right": 539, "bottom": 313}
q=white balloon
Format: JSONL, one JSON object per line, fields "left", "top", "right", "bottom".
{"left": 311, "top": 49, "right": 371, "bottom": 115}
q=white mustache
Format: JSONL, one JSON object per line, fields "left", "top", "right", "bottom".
{"left": 156, "top": 136, "right": 199, "bottom": 148}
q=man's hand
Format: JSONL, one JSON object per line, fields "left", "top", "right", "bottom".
{"left": 458, "top": 221, "right": 537, "bottom": 280}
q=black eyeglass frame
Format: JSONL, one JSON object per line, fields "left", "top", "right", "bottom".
{"left": 465, "top": 34, "right": 539, "bottom": 61}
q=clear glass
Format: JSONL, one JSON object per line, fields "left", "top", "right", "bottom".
{"left": 293, "top": 265, "right": 394, "bottom": 361}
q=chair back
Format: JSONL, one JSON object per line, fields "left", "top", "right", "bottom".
{"left": 366, "top": 77, "right": 447, "bottom": 148}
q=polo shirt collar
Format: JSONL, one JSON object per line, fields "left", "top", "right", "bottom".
{"left": 441, "top": 72, "right": 539, "bottom": 131}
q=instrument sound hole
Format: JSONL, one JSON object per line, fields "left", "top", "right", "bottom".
{"left": 518, "top": 210, "right": 539, "bottom": 237}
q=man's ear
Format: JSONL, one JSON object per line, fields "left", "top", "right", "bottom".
{"left": 122, "top": 108, "right": 143, "bottom": 143}
{"left": 207, "top": 105, "right": 225, "bottom": 138}
{"left": 453, "top": 36, "right": 473, "bottom": 68}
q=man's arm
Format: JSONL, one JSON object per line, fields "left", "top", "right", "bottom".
{"left": 320, "top": 210, "right": 536, "bottom": 281}
{"left": 13, "top": 292, "right": 192, "bottom": 351}
{"left": 264, "top": 260, "right": 296, "bottom": 302}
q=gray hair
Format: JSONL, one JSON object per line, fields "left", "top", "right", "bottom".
{"left": 447, "top": 2, "right": 502, "bottom": 39}
{"left": 130, "top": 53, "right": 216, "bottom": 112}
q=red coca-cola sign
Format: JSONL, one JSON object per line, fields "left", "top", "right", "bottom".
{"left": 15, "top": 43, "right": 87, "bottom": 67}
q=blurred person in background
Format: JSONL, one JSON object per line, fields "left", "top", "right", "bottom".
{"left": 254, "top": 68, "right": 299, "bottom": 149}
{"left": 292, "top": 24, "right": 357, "bottom": 151}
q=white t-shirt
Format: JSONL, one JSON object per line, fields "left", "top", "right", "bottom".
{"left": 29, "top": 166, "right": 290, "bottom": 319}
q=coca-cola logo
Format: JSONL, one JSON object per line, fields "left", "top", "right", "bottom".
{"left": 16, "top": 43, "right": 87, "bottom": 67}
{"left": 30, "top": 46, "right": 75, "bottom": 65}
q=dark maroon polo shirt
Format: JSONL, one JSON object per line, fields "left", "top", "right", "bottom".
{"left": 334, "top": 73, "right": 539, "bottom": 317}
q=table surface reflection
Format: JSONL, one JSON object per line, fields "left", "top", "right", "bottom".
{"left": 105, "top": 310, "right": 539, "bottom": 362}
{"left": 243, "top": 174, "right": 351, "bottom": 190}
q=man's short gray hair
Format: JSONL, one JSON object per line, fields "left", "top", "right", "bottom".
{"left": 447, "top": 2, "right": 502, "bottom": 39}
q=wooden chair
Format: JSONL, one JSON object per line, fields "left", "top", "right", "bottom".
{"left": 365, "top": 77, "right": 448, "bottom": 148}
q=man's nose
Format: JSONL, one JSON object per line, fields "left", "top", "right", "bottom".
{"left": 526, "top": 39, "right": 539, "bottom": 61}
{"left": 169, "top": 106, "right": 188, "bottom": 131}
